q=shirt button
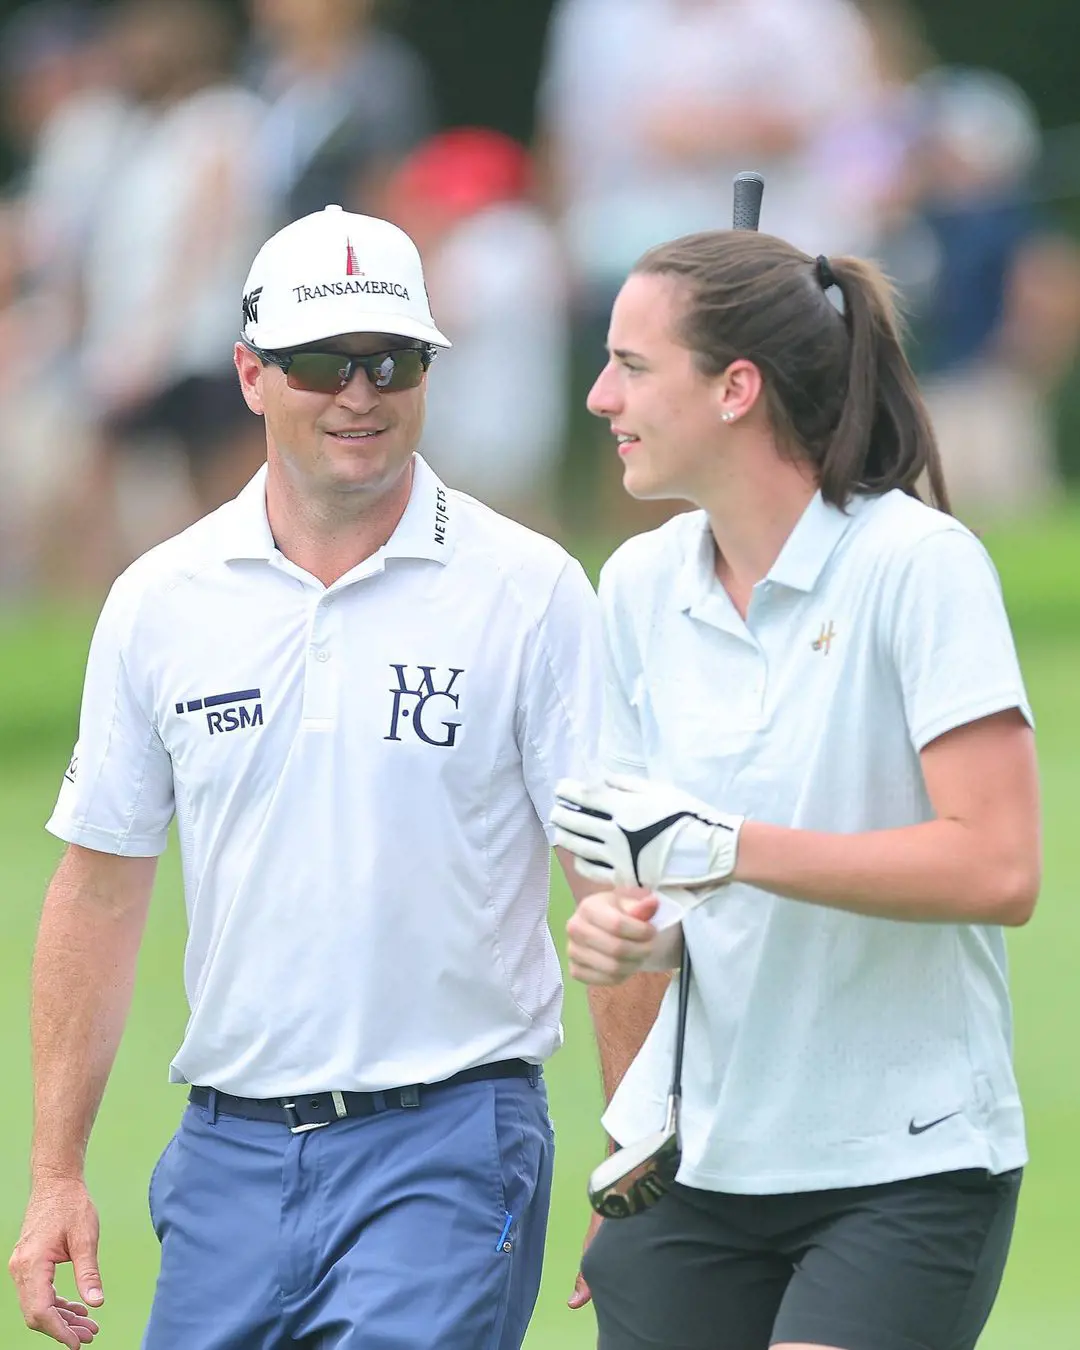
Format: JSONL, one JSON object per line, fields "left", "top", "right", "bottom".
{"left": 316, "top": 649, "right": 331, "bottom": 663}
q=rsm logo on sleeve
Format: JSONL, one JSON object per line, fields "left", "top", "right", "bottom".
{"left": 175, "top": 688, "right": 264, "bottom": 736}
{"left": 384, "top": 665, "right": 464, "bottom": 747}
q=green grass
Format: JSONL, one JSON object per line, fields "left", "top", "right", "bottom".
{"left": 2, "top": 503, "right": 1080, "bottom": 1347}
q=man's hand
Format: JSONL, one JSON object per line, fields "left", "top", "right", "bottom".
{"left": 9, "top": 1177, "right": 103, "bottom": 1347}
{"left": 553, "top": 775, "right": 743, "bottom": 890}
{"left": 567, "top": 888, "right": 683, "bottom": 985}
{"left": 568, "top": 1210, "right": 604, "bottom": 1309}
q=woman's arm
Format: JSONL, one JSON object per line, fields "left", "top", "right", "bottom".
{"left": 735, "top": 708, "right": 1040, "bottom": 926}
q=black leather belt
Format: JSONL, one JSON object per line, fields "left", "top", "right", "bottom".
{"left": 189, "top": 1058, "right": 538, "bottom": 1133}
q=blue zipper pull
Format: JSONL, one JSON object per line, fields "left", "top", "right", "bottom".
{"left": 495, "top": 1212, "right": 513, "bottom": 1253}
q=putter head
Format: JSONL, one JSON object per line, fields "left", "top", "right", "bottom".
{"left": 587, "top": 1097, "right": 681, "bottom": 1219}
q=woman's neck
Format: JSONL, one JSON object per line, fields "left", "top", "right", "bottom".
{"left": 697, "top": 448, "right": 819, "bottom": 615}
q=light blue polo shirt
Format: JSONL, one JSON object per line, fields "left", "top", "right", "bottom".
{"left": 599, "top": 488, "right": 1033, "bottom": 1193}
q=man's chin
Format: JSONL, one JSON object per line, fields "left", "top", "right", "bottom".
{"left": 321, "top": 441, "right": 413, "bottom": 494}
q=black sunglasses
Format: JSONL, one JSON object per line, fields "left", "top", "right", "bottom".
{"left": 244, "top": 340, "right": 437, "bottom": 395}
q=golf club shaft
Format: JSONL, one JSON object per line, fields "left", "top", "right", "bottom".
{"left": 665, "top": 171, "right": 764, "bottom": 1111}
{"left": 668, "top": 944, "right": 691, "bottom": 1106}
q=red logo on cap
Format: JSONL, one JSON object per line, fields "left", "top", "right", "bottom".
{"left": 345, "top": 240, "right": 363, "bottom": 276}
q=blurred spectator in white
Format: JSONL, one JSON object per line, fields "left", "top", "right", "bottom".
{"left": 885, "top": 67, "right": 1080, "bottom": 520}
{"left": 385, "top": 128, "right": 568, "bottom": 532}
{"left": 538, "top": 0, "right": 872, "bottom": 290}
{"left": 75, "top": 0, "right": 269, "bottom": 581}
{"left": 536, "top": 0, "right": 874, "bottom": 531}
{"left": 808, "top": 0, "right": 935, "bottom": 259}
{"left": 246, "top": 0, "right": 435, "bottom": 226}
{"left": 0, "top": 1, "right": 136, "bottom": 594}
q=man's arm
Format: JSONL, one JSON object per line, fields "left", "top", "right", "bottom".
{"left": 10, "top": 844, "right": 156, "bottom": 1348}
{"left": 584, "top": 976, "right": 671, "bottom": 1102}
{"left": 557, "top": 848, "right": 669, "bottom": 1095}
{"left": 556, "top": 849, "right": 668, "bottom": 1310}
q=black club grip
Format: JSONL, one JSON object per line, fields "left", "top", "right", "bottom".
{"left": 732, "top": 171, "right": 764, "bottom": 231}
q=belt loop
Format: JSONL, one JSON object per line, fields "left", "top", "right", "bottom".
{"left": 527, "top": 1064, "right": 540, "bottom": 1088}
{"left": 207, "top": 1088, "right": 218, "bottom": 1125}
{"left": 400, "top": 1084, "right": 420, "bottom": 1109}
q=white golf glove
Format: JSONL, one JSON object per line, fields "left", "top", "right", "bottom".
{"left": 552, "top": 774, "right": 744, "bottom": 892}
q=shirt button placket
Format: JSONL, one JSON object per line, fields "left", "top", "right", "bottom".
{"left": 302, "top": 594, "right": 340, "bottom": 725}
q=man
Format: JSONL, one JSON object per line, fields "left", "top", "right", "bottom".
{"left": 10, "top": 204, "right": 602, "bottom": 1350}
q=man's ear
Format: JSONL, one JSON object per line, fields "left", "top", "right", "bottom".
{"left": 234, "top": 342, "right": 267, "bottom": 416}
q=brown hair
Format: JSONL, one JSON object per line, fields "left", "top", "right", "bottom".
{"left": 633, "top": 231, "right": 951, "bottom": 512}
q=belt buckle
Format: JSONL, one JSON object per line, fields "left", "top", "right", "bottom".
{"left": 280, "top": 1099, "right": 331, "bottom": 1134}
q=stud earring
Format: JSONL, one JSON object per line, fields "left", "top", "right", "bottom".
{"left": 721, "top": 411, "right": 736, "bottom": 423}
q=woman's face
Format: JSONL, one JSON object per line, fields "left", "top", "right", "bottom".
{"left": 587, "top": 272, "right": 731, "bottom": 503}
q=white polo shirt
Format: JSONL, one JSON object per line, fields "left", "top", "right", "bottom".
{"left": 599, "top": 489, "right": 1033, "bottom": 1193}
{"left": 48, "top": 456, "right": 602, "bottom": 1097}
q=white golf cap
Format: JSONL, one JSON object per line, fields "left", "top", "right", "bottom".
{"left": 240, "top": 204, "right": 451, "bottom": 350}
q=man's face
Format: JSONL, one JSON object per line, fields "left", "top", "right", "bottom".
{"left": 587, "top": 273, "right": 728, "bottom": 503}
{"left": 235, "top": 332, "right": 428, "bottom": 503}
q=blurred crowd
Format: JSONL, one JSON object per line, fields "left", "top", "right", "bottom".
{"left": 1, "top": 0, "right": 1078, "bottom": 599}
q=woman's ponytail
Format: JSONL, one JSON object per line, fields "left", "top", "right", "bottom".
{"left": 823, "top": 256, "right": 950, "bottom": 512}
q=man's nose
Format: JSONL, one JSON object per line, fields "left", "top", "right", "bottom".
{"left": 336, "top": 366, "right": 380, "bottom": 411}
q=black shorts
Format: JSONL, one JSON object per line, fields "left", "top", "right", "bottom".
{"left": 104, "top": 374, "right": 258, "bottom": 464}
{"left": 581, "top": 1169, "right": 1022, "bottom": 1350}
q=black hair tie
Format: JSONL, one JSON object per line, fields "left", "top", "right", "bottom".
{"left": 815, "top": 255, "right": 837, "bottom": 290}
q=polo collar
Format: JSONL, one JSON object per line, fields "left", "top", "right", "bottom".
{"left": 673, "top": 512, "right": 718, "bottom": 612}
{"left": 765, "top": 490, "right": 854, "bottom": 593}
{"left": 218, "top": 455, "right": 455, "bottom": 565}
{"left": 219, "top": 465, "right": 276, "bottom": 561}
{"left": 675, "top": 490, "right": 856, "bottom": 611}
{"left": 381, "top": 454, "right": 455, "bottom": 563}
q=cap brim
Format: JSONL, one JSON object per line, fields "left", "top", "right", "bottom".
{"left": 249, "top": 310, "right": 451, "bottom": 350}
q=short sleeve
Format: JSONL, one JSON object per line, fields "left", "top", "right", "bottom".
{"left": 518, "top": 558, "right": 604, "bottom": 841}
{"left": 888, "top": 527, "right": 1033, "bottom": 752}
{"left": 597, "top": 558, "right": 647, "bottom": 776}
{"left": 46, "top": 573, "right": 175, "bottom": 856}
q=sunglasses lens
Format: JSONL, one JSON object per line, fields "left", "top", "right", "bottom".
{"left": 286, "top": 352, "right": 352, "bottom": 394}
{"left": 284, "top": 348, "right": 429, "bottom": 394}
{"left": 370, "top": 349, "right": 427, "bottom": 391}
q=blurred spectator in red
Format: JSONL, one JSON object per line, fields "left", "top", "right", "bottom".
{"left": 384, "top": 128, "right": 568, "bottom": 532}
{"left": 0, "top": 1, "right": 136, "bottom": 594}
{"left": 884, "top": 67, "right": 1080, "bottom": 520}
{"left": 246, "top": 0, "right": 435, "bottom": 226}
{"left": 70, "top": 0, "right": 269, "bottom": 583}
{"left": 536, "top": 0, "right": 874, "bottom": 530}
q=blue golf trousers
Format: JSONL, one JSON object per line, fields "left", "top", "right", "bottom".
{"left": 142, "top": 1073, "right": 554, "bottom": 1349}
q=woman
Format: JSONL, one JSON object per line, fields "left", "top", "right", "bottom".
{"left": 552, "top": 230, "right": 1040, "bottom": 1350}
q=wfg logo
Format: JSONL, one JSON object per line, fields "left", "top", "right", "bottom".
{"left": 385, "top": 665, "right": 464, "bottom": 747}
{"left": 175, "top": 688, "right": 264, "bottom": 736}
